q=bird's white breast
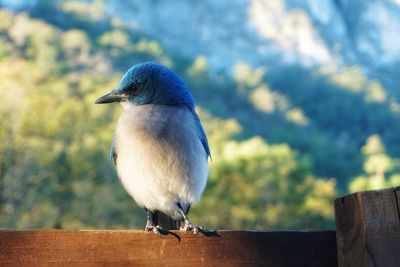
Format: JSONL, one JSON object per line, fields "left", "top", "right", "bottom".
{"left": 114, "top": 104, "right": 208, "bottom": 219}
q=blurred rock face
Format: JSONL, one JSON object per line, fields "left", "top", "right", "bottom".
{"left": 5, "top": 0, "right": 400, "bottom": 73}
{"left": 110, "top": 0, "right": 400, "bottom": 73}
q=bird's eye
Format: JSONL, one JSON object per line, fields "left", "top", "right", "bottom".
{"left": 129, "top": 83, "right": 139, "bottom": 94}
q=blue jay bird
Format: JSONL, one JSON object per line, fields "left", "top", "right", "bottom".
{"left": 95, "top": 62, "right": 210, "bottom": 235}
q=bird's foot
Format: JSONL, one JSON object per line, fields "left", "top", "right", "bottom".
{"left": 145, "top": 220, "right": 163, "bottom": 236}
{"left": 180, "top": 220, "right": 203, "bottom": 235}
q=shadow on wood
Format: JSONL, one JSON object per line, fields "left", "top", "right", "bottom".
{"left": 0, "top": 230, "right": 337, "bottom": 266}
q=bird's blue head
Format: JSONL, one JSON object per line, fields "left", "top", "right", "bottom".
{"left": 95, "top": 62, "right": 195, "bottom": 109}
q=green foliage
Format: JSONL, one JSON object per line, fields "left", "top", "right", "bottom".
{"left": 0, "top": 3, "right": 398, "bottom": 231}
{"left": 265, "top": 64, "right": 400, "bottom": 183}
{"left": 349, "top": 135, "right": 400, "bottom": 192}
{"left": 233, "top": 63, "right": 266, "bottom": 89}
{"left": 186, "top": 56, "right": 210, "bottom": 87}
{"left": 191, "top": 111, "right": 335, "bottom": 229}
{"left": 61, "top": 0, "right": 106, "bottom": 23}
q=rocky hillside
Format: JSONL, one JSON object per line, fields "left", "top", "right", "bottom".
{"left": 110, "top": 0, "right": 400, "bottom": 93}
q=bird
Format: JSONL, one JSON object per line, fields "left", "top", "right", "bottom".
{"left": 95, "top": 62, "right": 210, "bottom": 235}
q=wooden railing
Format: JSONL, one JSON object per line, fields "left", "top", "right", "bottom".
{"left": 1, "top": 187, "right": 399, "bottom": 266}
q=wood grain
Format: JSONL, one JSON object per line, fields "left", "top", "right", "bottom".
{"left": 0, "top": 230, "right": 337, "bottom": 266}
{"left": 335, "top": 187, "right": 400, "bottom": 267}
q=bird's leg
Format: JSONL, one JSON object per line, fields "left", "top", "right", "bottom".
{"left": 176, "top": 202, "right": 203, "bottom": 235}
{"left": 144, "top": 208, "right": 163, "bottom": 236}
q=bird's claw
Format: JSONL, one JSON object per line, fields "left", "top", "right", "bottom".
{"left": 180, "top": 221, "right": 203, "bottom": 235}
{"left": 145, "top": 220, "right": 163, "bottom": 236}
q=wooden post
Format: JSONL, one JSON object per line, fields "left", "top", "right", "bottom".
{"left": 0, "top": 230, "right": 337, "bottom": 266}
{"left": 335, "top": 187, "right": 400, "bottom": 267}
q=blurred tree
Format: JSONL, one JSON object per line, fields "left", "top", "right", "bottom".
{"left": 250, "top": 84, "right": 288, "bottom": 113}
{"left": 366, "top": 82, "right": 387, "bottom": 103}
{"left": 349, "top": 135, "right": 400, "bottom": 192}
{"left": 61, "top": 0, "right": 106, "bottom": 23}
{"left": 186, "top": 56, "right": 210, "bottom": 87}
{"left": 61, "top": 29, "right": 91, "bottom": 68}
{"left": 98, "top": 29, "right": 132, "bottom": 57}
{"left": 191, "top": 110, "right": 336, "bottom": 230}
{"left": 266, "top": 64, "right": 400, "bottom": 184}
{"left": 233, "top": 63, "right": 265, "bottom": 93}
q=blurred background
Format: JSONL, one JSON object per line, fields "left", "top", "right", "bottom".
{"left": 1, "top": 0, "right": 400, "bottom": 230}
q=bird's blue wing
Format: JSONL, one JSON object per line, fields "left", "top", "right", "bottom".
{"left": 200, "top": 126, "right": 211, "bottom": 160}
{"left": 110, "top": 133, "right": 117, "bottom": 165}
{"left": 192, "top": 111, "right": 211, "bottom": 160}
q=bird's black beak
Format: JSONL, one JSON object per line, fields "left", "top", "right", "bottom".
{"left": 95, "top": 91, "right": 126, "bottom": 104}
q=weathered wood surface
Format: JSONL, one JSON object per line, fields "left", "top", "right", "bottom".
{"left": 0, "top": 230, "right": 337, "bottom": 266}
{"left": 335, "top": 187, "right": 400, "bottom": 267}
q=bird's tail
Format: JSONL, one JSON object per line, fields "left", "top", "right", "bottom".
{"left": 153, "top": 211, "right": 181, "bottom": 230}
